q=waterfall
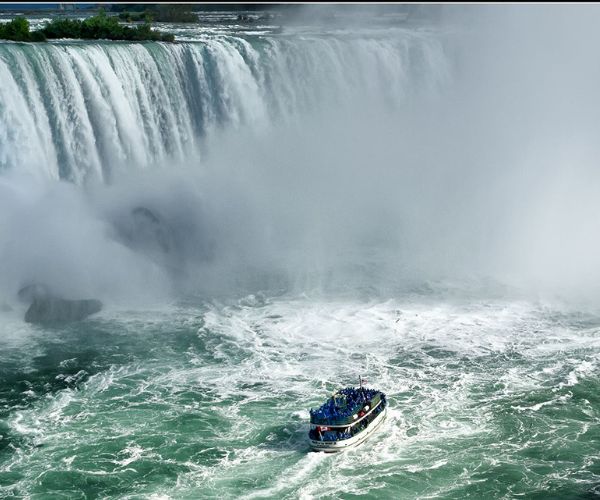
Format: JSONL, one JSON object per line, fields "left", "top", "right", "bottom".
{"left": 0, "top": 28, "right": 459, "bottom": 301}
{"left": 0, "top": 32, "right": 450, "bottom": 183}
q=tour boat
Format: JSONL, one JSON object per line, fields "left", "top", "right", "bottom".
{"left": 308, "top": 378, "right": 387, "bottom": 452}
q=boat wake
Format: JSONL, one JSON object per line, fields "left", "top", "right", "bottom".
{"left": 1, "top": 290, "right": 599, "bottom": 497}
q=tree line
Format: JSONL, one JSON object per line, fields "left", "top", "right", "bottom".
{"left": 0, "top": 11, "right": 175, "bottom": 42}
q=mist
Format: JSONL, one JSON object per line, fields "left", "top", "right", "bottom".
{"left": 2, "top": 4, "right": 600, "bottom": 308}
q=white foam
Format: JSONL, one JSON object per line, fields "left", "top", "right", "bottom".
{"left": 3, "top": 293, "right": 600, "bottom": 497}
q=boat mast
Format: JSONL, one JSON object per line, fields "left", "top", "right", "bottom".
{"left": 359, "top": 375, "right": 367, "bottom": 395}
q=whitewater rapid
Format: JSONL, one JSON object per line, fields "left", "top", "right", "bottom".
{"left": 1, "top": 291, "right": 599, "bottom": 498}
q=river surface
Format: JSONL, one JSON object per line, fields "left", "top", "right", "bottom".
{"left": 1, "top": 290, "right": 600, "bottom": 498}
{"left": 1, "top": 7, "right": 600, "bottom": 499}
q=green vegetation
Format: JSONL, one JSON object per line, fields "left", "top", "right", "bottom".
{"left": 41, "top": 12, "right": 175, "bottom": 41}
{"left": 0, "top": 12, "right": 175, "bottom": 42}
{"left": 0, "top": 17, "right": 46, "bottom": 42}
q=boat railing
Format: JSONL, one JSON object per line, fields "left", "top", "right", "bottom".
{"left": 310, "top": 397, "right": 385, "bottom": 430}
{"left": 310, "top": 389, "right": 382, "bottom": 424}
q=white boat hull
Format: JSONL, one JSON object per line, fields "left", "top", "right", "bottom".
{"left": 309, "top": 406, "right": 387, "bottom": 453}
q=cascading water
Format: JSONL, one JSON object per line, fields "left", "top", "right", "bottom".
{"left": 0, "top": 33, "right": 449, "bottom": 183}
{"left": 1, "top": 7, "right": 600, "bottom": 499}
{"left": 0, "top": 29, "right": 456, "bottom": 302}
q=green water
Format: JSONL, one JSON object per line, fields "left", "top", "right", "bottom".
{"left": 1, "top": 293, "right": 599, "bottom": 499}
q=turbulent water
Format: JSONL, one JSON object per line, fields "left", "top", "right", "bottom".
{"left": 1, "top": 292, "right": 600, "bottom": 498}
{"left": 1, "top": 7, "right": 600, "bottom": 499}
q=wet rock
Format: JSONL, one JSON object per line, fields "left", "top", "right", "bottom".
{"left": 24, "top": 297, "right": 102, "bottom": 324}
{"left": 114, "top": 206, "right": 174, "bottom": 258}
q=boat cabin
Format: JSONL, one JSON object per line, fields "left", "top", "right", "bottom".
{"left": 309, "top": 387, "right": 386, "bottom": 443}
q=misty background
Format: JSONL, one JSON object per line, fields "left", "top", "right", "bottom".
{"left": 1, "top": 4, "right": 599, "bottom": 308}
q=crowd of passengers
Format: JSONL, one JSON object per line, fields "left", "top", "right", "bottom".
{"left": 309, "top": 399, "right": 387, "bottom": 442}
{"left": 310, "top": 387, "right": 385, "bottom": 424}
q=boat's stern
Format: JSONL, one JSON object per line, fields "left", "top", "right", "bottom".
{"left": 309, "top": 438, "right": 350, "bottom": 453}
{"left": 308, "top": 404, "right": 387, "bottom": 453}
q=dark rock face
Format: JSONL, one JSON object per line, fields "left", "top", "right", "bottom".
{"left": 108, "top": 204, "right": 217, "bottom": 287}
{"left": 24, "top": 297, "right": 102, "bottom": 325}
{"left": 113, "top": 206, "right": 175, "bottom": 265}
{"left": 18, "top": 283, "right": 102, "bottom": 324}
